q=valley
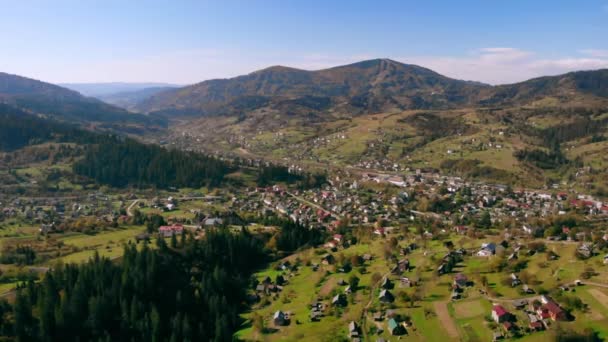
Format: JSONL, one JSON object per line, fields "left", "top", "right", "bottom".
{"left": 0, "top": 59, "right": 607, "bottom": 342}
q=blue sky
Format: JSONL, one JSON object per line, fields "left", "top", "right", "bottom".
{"left": 1, "top": 0, "right": 607, "bottom": 84}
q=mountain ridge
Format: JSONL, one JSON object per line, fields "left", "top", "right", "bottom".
{"left": 135, "top": 59, "right": 608, "bottom": 118}
{"left": 0, "top": 72, "right": 166, "bottom": 130}
{"left": 136, "top": 58, "right": 491, "bottom": 116}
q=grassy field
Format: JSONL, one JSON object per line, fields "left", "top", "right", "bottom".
{"left": 237, "top": 227, "right": 608, "bottom": 341}
{"left": 49, "top": 225, "right": 145, "bottom": 264}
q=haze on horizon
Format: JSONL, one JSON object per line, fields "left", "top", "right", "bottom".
{"left": 1, "top": 0, "right": 608, "bottom": 85}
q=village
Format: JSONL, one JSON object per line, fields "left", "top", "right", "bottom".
{"left": 2, "top": 166, "right": 608, "bottom": 341}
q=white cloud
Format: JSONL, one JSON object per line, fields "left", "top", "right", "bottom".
{"left": 404, "top": 48, "right": 608, "bottom": 84}
{"left": 580, "top": 49, "right": 608, "bottom": 58}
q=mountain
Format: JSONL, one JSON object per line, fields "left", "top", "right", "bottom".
{"left": 0, "top": 73, "right": 166, "bottom": 131}
{"left": 60, "top": 82, "right": 180, "bottom": 97}
{"left": 145, "top": 60, "right": 608, "bottom": 189}
{"left": 479, "top": 69, "right": 608, "bottom": 106}
{"left": 136, "top": 59, "right": 490, "bottom": 116}
{"left": 136, "top": 59, "right": 608, "bottom": 118}
{"left": 97, "top": 86, "right": 177, "bottom": 111}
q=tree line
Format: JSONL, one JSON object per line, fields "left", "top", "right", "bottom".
{"left": 0, "top": 105, "right": 97, "bottom": 151}
{"left": 73, "top": 137, "right": 232, "bottom": 189}
{"left": 3, "top": 229, "right": 267, "bottom": 342}
{"left": 256, "top": 164, "right": 327, "bottom": 189}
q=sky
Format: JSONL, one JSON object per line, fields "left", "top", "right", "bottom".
{"left": 1, "top": 0, "right": 607, "bottom": 85}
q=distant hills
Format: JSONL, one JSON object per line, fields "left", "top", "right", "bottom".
{"left": 60, "top": 82, "right": 179, "bottom": 111}
{"left": 136, "top": 59, "right": 607, "bottom": 189}
{"left": 60, "top": 82, "right": 180, "bottom": 97}
{"left": 97, "top": 86, "right": 177, "bottom": 111}
{"left": 135, "top": 59, "right": 608, "bottom": 117}
{"left": 136, "top": 59, "right": 490, "bottom": 116}
{"left": 0, "top": 73, "right": 166, "bottom": 132}
{"left": 1, "top": 59, "right": 607, "bottom": 188}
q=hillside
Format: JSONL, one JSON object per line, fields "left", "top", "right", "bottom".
{"left": 479, "top": 69, "right": 608, "bottom": 107}
{"left": 136, "top": 59, "right": 608, "bottom": 118}
{"left": 97, "top": 86, "right": 177, "bottom": 111}
{"left": 136, "top": 59, "right": 490, "bottom": 116}
{"left": 0, "top": 73, "right": 166, "bottom": 130}
{"left": 60, "top": 82, "right": 179, "bottom": 97}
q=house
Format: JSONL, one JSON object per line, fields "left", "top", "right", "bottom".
{"left": 492, "top": 332, "right": 504, "bottom": 341}
{"left": 204, "top": 217, "right": 223, "bottom": 227}
{"left": 310, "top": 310, "right": 322, "bottom": 321}
{"left": 255, "top": 284, "right": 267, "bottom": 294}
{"left": 398, "top": 259, "right": 411, "bottom": 272}
{"left": 511, "top": 273, "right": 521, "bottom": 287}
{"left": 400, "top": 277, "right": 412, "bottom": 288}
{"left": 522, "top": 284, "right": 535, "bottom": 294}
{"left": 373, "top": 227, "right": 385, "bottom": 236}
{"left": 381, "top": 277, "right": 393, "bottom": 289}
{"left": 39, "top": 223, "right": 56, "bottom": 234}
{"left": 502, "top": 321, "right": 515, "bottom": 332}
{"left": 378, "top": 289, "right": 394, "bottom": 303}
{"left": 437, "top": 263, "right": 447, "bottom": 275}
{"left": 310, "top": 300, "right": 325, "bottom": 321}
{"left": 387, "top": 318, "right": 405, "bottom": 335}
{"left": 454, "top": 273, "right": 468, "bottom": 287}
{"left": 325, "top": 241, "right": 337, "bottom": 249}
{"left": 158, "top": 224, "right": 184, "bottom": 237}
{"left": 332, "top": 294, "right": 347, "bottom": 307}
{"left": 322, "top": 254, "right": 335, "bottom": 265}
{"left": 604, "top": 254, "right": 608, "bottom": 265}
{"left": 135, "top": 233, "right": 151, "bottom": 242}
{"left": 577, "top": 243, "right": 594, "bottom": 259}
{"left": 453, "top": 225, "right": 468, "bottom": 234}
{"left": 492, "top": 305, "right": 512, "bottom": 323}
{"left": 273, "top": 310, "right": 288, "bottom": 326}
{"left": 477, "top": 242, "right": 496, "bottom": 257}
{"left": 538, "top": 297, "right": 566, "bottom": 321}
{"left": 373, "top": 311, "right": 384, "bottom": 321}
{"left": 522, "top": 225, "right": 535, "bottom": 235}
{"left": 528, "top": 314, "right": 544, "bottom": 331}
{"left": 278, "top": 261, "right": 291, "bottom": 272}
{"left": 348, "top": 321, "right": 360, "bottom": 339}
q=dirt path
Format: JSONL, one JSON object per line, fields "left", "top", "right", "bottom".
{"left": 433, "top": 301, "right": 459, "bottom": 339}
{"left": 126, "top": 199, "right": 140, "bottom": 217}
{"left": 581, "top": 281, "right": 608, "bottom": 289}
{"left": 484, "top": 294, "right": 542, "bottom": 304}
{"left": 589, "top": 289, "right": 608, "bottom": 308}
{"left": 361, "top": 271, "right": 391, "bottom": 341}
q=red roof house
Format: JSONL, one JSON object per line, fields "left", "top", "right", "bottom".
{"left": 492, "top": 305, "right": 512, "bottom": 323}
